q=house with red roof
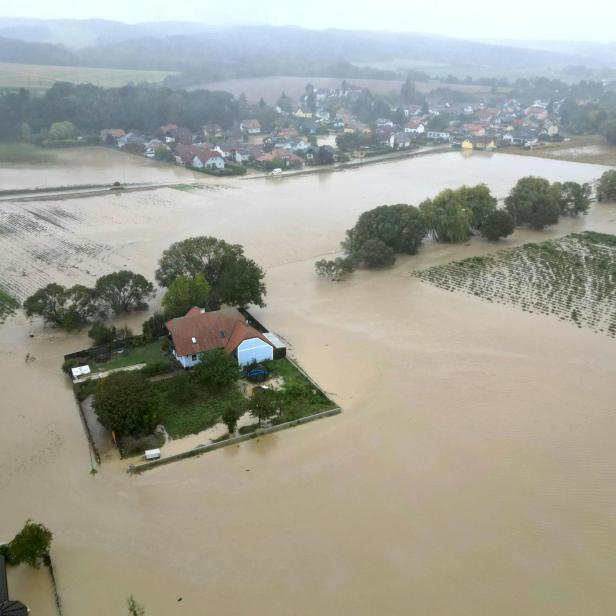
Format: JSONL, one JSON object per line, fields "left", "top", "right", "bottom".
{"left": 166, "top": 307, "right": 276, "bottom": 368}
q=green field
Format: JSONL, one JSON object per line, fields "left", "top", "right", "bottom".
{"left": 0, "top": 142, "right": 58, "bottom": 164}
{"left": 0, "top": 62, "right": 177, "bottom": 90}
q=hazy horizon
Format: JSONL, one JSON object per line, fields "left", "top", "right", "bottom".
{"left": 1, "top": 1, "right": 615, "bottom": 44}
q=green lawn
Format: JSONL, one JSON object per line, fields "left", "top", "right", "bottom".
{"left": 149, "top": 358, "right": 334, "bottom": 440}
{"left": 264, "top": 358, "right": 335, "bottom": 423}
{"left": 153, "top": 376, "right": 245, "bottom": 438}
{"left": 93, "top": 340, "right": 172, "bottom": 372}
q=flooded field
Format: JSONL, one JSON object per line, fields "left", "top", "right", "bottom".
{"left": 0, "top": 146, "right": 207, "bottom": 191}
{"left": 1, "top": 150, "right": 615, "bottom": 615}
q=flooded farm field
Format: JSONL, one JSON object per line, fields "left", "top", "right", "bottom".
{"left": 1, "top": 150, "right": 615, "bottom": 615}
{"left": 0, "top": 146, "right": 208, "bottom": 191}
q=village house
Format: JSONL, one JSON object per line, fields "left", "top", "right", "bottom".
{"left": 404, "top": 119, "right": 425, "bottom": 134}
{"left": 255, "top": 148, "right": 304, "bottom": 168}
{"left": 191, "top": 150, "right": 225, "bottom": 170}
{"left": 100, "top": 128, "right": 126, "bottom": 145}
{"left": 166, "top": 307, "right": 282, "bottom": 368}
{"left": 117, "top": 132, "right": 146, "bottom": 149}
{"left": 294, "top": 105, "right": 313, "bottom": 119}
{"left": 427, "top": 130, "right": 451, "bottom": 141}
{"left": 240, "top": 119, "right": 261, "bottom": 135}
{"left": 389, "top": 132, "right": 413, "bottom": 150}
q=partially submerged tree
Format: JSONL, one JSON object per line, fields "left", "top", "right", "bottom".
{"left": 127, "top": 596, "right": 146, "bottom": 616}
{"left": 88, "top": 322, "right": 118, "bottom": 346}
{"left": 479, "top": 209, "right": 515, "bottom": 241}
{"left": 192, "top": 349, "right": 239, "bottom": 391}
{"left": 314, "top": 257, "right": 355, "bottom": 281}
{"left": 94, "top": 371, "right": 156, "bottom": 436}
{"left": 343, "top": 204, "right": 426, "bottom": 257}
{"left": 597, "top": 169, "right": 616, "bottom": 202}
{"left": 419, "top": 189, "right": 473, "bottom": 242}
{"left": 456, "top": 184, "right": 497, "bottom": 230}
{"left": 142, "top": 312, "right": 167, "bottom": 341}
{"left": 222, "top": 405, "right": 242, "bottom": 435}
{"left": 162, "top": 274, "right": 211, "bottom": 318}
{"left": 155, "top": 236, "right": 266, "bottom": 309}
{"left": 94, "top": 270, "right": 155, "bottom": 314}
{"left": 5, "top": 520, "right": 53, "bottom": 568}
{"left": 554, "top": 181, "right": 592, "bottom": 217}
{"left": 23, "top": 283, "right": 97, "bottom": 330}
{"left": 354, "top": 238, "right": 396, "bottom": 269}
{"left": 505, "top": 176, "right": 561, "bottom": 229}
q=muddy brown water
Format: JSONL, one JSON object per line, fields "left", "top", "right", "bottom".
{"left": 1, "top": 151, "right": 615, "bottom": 615}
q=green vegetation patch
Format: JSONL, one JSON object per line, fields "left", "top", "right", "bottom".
{"left": 93, "top": 340, "right": 172, "bottom": 372}
{"left": 415, "top": 231, "right": 616, "bottom": 337}
{"left": 0, "top": 286, "right": 19, "bottom": 322}
{"left": 154, "top": 377, "right": 245, "bottom": 439}
{"left": 263, "top": 358, "right": 335, "bottom": 423}
{"left": 0, "top": 142, "right": 56, "bottom": 164}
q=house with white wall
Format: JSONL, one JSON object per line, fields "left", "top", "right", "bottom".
{"left": 166, "top": 307, "right": 276, "bottom": 368}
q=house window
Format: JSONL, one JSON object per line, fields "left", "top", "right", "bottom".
{"left": 191, "top": 354, "right": 197, "bottom": 361}
{"left": 191, "top": 336, "right": 197, "bottom": 344}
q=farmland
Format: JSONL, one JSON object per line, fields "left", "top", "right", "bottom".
{"left": 0, "top": 61, "right": 176, "bottom": 90}
{"left": 416, "top": 231, "right": 616, "bottom": 337}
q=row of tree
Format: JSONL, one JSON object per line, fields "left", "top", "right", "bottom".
{"left": 24, "top": 237, "right": 266, "bottom": 332}
{"left": 316, "top": 177, "right": 594, "bottom": 279}
{"left": 0, "top": 82, "right": 242, "bottom": 141}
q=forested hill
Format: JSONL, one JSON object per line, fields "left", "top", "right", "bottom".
{"left": 0, "top": 24, "right": 590, "bottom": 81}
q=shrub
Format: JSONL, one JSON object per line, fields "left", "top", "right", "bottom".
{"left": 141, "top": 361, "right": 170, "bottom": 377}
{"left": 192, "top": 349, "right": 239, "bottom": 391}
{"left": 480, "top": 209, "right": 515, "bottom": 241}
{"left": 88, "top": 322, "right": 118, "bottom": 346}
{"left": 94, "top": 371, "right": 157, "bottom": 436}
{"left": 142, "top": 312, "right": 167, "bottom": 341}
{"left": 597, "top": 170, "right": 616, "bottom": 202}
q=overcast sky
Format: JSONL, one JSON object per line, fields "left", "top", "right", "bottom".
{"left": 3, "top": 0, "right": 615, "bottom": 42}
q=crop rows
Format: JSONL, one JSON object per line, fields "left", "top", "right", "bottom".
{"left": 415, "top": 231, "right": 616, "bottom": 338}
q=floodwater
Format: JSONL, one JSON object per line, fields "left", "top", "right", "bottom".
{"left": 0, "top": 146, "right": 208, "bottom": 191}
{"left": 1, "top": 150, "right": 616, "bottom": 615}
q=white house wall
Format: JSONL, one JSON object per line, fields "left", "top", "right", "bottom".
{"left": 236, "top": 338, "right": 273, "bottom": 366}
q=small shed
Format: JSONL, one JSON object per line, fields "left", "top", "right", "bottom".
{"left": 263, "top": 332, "right": 287, "bottom": 359}
{"left": 71, "top": 365, "right": 91, "bottom": 381}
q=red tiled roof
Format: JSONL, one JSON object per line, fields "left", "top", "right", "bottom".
{"left": 166, "top": 308, "right": 272, "bottom": 358}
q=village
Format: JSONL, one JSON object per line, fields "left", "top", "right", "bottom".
{"left": 98, "top": 82, "right": 563, "bottom": 174}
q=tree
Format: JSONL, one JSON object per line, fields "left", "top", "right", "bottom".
{"left": 317, "top": 146, "right": 335, "bottom": 165}
{"left": 479, "top": 210, "right": 515, "bottom": 241}
{"left": 155, "top": 236, "right": 266, "bottom": 309}
{"left": 343, "top": 204, "right": 426, "bottom": 258}
{"left": 419, "top": 190, "right": 473, "bottom": 242}
{"left": 162, "top": 274, "right": 210, "bottom": 318}
{"left": 314, "top": 257, "right": 355, "bottom": 281}
{"left": 142, "top": 312, "right": 167, "bottom": 341}
{"left": 250, "top": 387, "right": 278, "bottom": 426}
{"left": 192, "top": 349, "right": 239, "bottom": 391}
{"left": 222, "top": 405, "right": 241, "bottom": 435}
{"left": 555, "top": 181, "right": 592, "bottom": 216}
{"left": 602, "top": 119, "right": 616, "bottom": 146}
{"left": 95, "top": 270, "right": 155, "bottom": 314}
{"left": 88, "top": 322, "right": 118, "bottom": 345}
{"left": 154, "top": 146, "right": 174, "bottom": 162}
{"left": 23, "top": 283, "right": 97, "bottom": 330}
{"left": 400, "top": 77, "right": 419, "bottom": 105}
{"left": 47, "top": 120, "right": 76, "bottom": 141}
{"left": 94, "top": 371, "right": 156, "bottom": 436}
{"left": 596, "top": 170, "right": 616, "bottom": 202}
{"left": 505, "top": 176, "right": 561, "bottom": 229}
{"left": 276, "top": 91, "right": 293, "bottom": 114}
{"left": 355, "top": 239, "right": 396, "bottom": 269}
{"left": 456, "top": 184, "right": 497, "bottom": 230}
{"left": 6, "top": 520, "right": 52, "bottom": 568}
